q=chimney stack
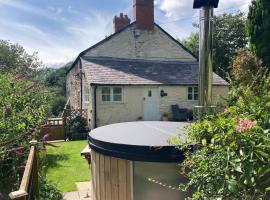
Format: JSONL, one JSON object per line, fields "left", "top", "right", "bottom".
{"left": 133, "top": 0, "right": 154, "bottom": 30}
{"left": 113, "top": 13, "right": 131, "bottom": 33}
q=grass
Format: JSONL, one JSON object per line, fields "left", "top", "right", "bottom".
{"left": 44, "top": 140, "right": 91, "bottom": 192}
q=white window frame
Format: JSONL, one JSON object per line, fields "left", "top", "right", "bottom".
{"left": 187, "top": 86, "right": 198, "bottom": 101}
{"left": 101, "top": 86, "right": 123, "bottom": 103}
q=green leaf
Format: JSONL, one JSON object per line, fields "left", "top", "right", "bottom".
{"left": 202, "top": 139, "right": 207, "bottom": 146}
{"left": 227, "top": 179, "right": 238, "bottom": 193}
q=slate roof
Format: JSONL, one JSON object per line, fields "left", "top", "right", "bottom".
{"left": 82, "top": 57, "right": 228, "bottom": 86}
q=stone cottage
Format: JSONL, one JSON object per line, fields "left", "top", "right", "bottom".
{"left": 66, "top": 0, "right": 228, "bottom": 129}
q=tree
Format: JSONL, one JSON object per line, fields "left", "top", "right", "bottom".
{"left": 38, "top": 63, "right": 71, "bottom": 116}
{"left": 247, "top": 0, "right": 270, "bottom": 68}
{"left": 181, "top": 12, "right": 248, "bottom": 79}
{"left": 230, "top": 48, "right": 265, "bottom": 87}
{"left": 181, "top": 32, "right": 199, "bottom": 58}
{"left": 0, "top": 40, "right": 42, "bottom": 76}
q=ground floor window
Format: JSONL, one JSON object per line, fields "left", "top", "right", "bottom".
{"left": 101, "top": 87, "right": 123, "bottom": 102}
{"left": 187, "top": 86, "right": 198, "bottom": 101}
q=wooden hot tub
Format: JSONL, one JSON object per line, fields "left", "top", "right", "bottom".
{"left": 88, "top": 121, "right": 192, "bottom": 200}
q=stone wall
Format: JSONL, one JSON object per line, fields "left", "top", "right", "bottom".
{"left": 85, "top": 24, "right": 196, "bottom": 61}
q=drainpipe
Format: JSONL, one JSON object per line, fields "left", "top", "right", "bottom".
{"left": 193, "top": 1, "right": 219, "bottom": 120}
{"left": 79, "top": 58, "right": 83, "bottom": 111}
{"left": 91, "top": 84, "right": 97, "bottom": 129}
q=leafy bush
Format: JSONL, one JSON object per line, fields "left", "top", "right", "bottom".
{"left": 0, "top": 73, "right": 48, "bottom": 195}
{"left": 39, "top": 176, "right": 62, "bottom": 200}
{"left": 178, "top": 74, "right": 270, "bottom": 199}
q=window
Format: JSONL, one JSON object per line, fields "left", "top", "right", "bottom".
{"left": 101, "top": 87, "right": 123, "bottom": 102}
{"left": 188, "top": 86, "right": 198, "bottom": 101}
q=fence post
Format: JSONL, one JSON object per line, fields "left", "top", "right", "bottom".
{"left": 30, "top": 140, "right": 39, "bottom": 199}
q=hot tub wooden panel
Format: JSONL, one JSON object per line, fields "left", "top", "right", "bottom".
{"left": 91, "top": 150, "right": 132, "bottom": 200}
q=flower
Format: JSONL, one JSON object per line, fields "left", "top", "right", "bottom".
{"left": 0, "top": 192, "right": 4, "bottom": 200}
{"left": 42, "top": 133, "right": 50, "bottom": 141}
{"left": 236, "top": 118, "right": 257, "bottom": 132}
{"left": 39, "top": 145, "right": 46, "bottom": 152}
{"left": 19, "top": 165, "right": 26, "bottom": 172}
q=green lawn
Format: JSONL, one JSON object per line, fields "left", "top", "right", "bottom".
{"left": 44, "top": 141, "right": 91, "bottom": 192}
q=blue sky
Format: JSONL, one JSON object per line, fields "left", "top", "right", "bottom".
{"left": 0, "top": 0, "right": 251, "bottom": 67}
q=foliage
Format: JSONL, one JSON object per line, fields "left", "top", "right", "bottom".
{"left": 230, "top": 48, "right": 266, "bottom": 87}
{"left": 181, "top": 32, "right": 199, "bottom": 58}
{"left": 0, "top": 73, "right": 48, "bottom": 195}
{"left": 50, "top": 96, "right": 66, "bottom": 117}
{"left": 247, "top": 0, "right": 270, "bottom": 68}
{"left": 68, "top": 115, "right": 88, "bottom": 135}
{"left": 177, "top": 74, "right": 270, "bottom": 199}
{"left": 0, "top": 40, "right": 42, "bottom": 76}
{"left": 39, "top": 175, "right": 62, "bottom": 200}
{"left": 181, "top": 12, "right": 248, "bottom": 79}
{"left": 38, "top": 63, "right": 70, "bottom": 117}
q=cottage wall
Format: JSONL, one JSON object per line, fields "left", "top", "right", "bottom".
{"left": 85, "top": 25, "right": 197, "bottom": 61}
{"left": 66, "top": 62, "right": 81, "bottom": 109}
{"left": 94, "top": 85, "right": 229, "bottom": 127}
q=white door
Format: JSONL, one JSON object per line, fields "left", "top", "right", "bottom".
{"left": 143, "top": 88, "right": 160, "bottom": 121}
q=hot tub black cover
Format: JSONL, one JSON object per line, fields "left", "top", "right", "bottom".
{"left": 88, "top": 121, "right": 190, "bottom": 162}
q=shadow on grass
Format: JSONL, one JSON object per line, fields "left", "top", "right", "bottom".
{"left": 43, "top": 153, "right": 69, "bottom": 173}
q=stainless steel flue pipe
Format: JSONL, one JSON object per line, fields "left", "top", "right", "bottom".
{"left": 199, "top": 7, "right": 214, "bottom": 106}
{"left": 194, "top": 6, "right": 215, "bottom": 119}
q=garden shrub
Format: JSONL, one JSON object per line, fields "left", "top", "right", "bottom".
{"left": 0, "top": 73, "right": 48, "bottom": 196}
{"left": 39, "top": 175, "right": 62, "bottom": 200}
{"left": 178, "top": 74, "right": 270, "bottom": 199}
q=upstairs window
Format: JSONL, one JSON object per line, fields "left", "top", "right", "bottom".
{"left": 101, "top": 87, "right": 123, "bottom": 102}
{"left": 188, "top": 86, "right": 198, "bottom": 101}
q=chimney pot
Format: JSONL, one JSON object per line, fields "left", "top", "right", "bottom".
{"left": 133, "top": 0, "right": 154, "bottom": 30}
{"left": 113, "top": 13, "right": 131, "bottom": 33}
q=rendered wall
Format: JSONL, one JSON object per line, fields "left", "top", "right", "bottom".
{"left": 95, "top": 85, "right": 228, "bottom": 127}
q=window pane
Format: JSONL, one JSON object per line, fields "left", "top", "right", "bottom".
{"left": 194, "top": 87, "right": 198, "bottom": 93}
{"left": 102, "top": 87, "right": 110, "bottom": 95}
{"left": 194, "top": 94, "right": 199, "bottom": 100}
{"left": 188, "top": 94, "right": 193, "bottom": 100}
{"left": 102, "top": 87, "right": 111, "bottom": 102}
{"left": 113, "top": 87, "right": 122, "bottom": 94}
{"left": 113, "top": 94, "right": 122, "bottom": 101}
{"left": 188, "top": 87, "right": 193, "bottom": 93}
{"left": 102, "top": 94, "right": 110, "bottom": 101}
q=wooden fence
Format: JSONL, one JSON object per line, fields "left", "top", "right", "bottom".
{"left": 39, "top": 118, "right": 65, "bottom": 141}
{"left": 9, "top": 140, "right": 39, "bottom": 200}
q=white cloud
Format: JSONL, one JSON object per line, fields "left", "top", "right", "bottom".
{"left": 0, "top": 8, "right": 113, "bottom": 67}
{"left": 155, "top": 0, "right": 252, "bottom": 20}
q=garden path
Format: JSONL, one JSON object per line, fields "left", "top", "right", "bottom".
{"left": 62, "top": 181, "right": 92, "bottom": 200}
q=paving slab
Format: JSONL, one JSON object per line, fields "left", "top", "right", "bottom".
{"left": 63, "top": 191, "right": 80, "bottom": 200}
{"left": 76, "top": 181, "right": 92, "bottom": 200}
